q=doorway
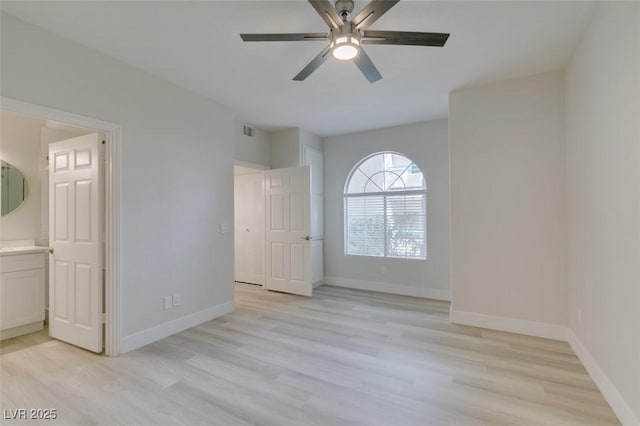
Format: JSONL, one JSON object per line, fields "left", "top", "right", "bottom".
{"left": 234, "top": 162, "right": 315, "bottom": 297}
{"left": 1, "top": 97, "right": 121, "bottom": 356}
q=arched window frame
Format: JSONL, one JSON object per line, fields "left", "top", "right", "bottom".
{"left": 343, "top": 151, "right": 427, "bottom": 260}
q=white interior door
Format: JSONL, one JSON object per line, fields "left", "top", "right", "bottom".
{"left": 265, "top": 166, "right": 312, "bottom": 296}
{"left": 234, "top": 171, "right": 265, "bottom": 285}
{"left": 302, "top": 146, "right": 324, "bottom": 287}
{"left": 49, "top": 133, "right": 103, "bottom": 353}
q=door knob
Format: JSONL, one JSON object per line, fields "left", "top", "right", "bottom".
{"left": 48, "top": 248, "right": 54, "bottom": 254}
{"left": 301, "top": 236, "right": 310, "bottom": 241}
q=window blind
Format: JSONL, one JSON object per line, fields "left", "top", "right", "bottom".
{"left": 345, "top": 193, "right": 426, "bottom": 259}
{"left": 344, "top": 152, "right": 427, "bottom": 260}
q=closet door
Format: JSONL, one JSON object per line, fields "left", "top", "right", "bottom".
{"left": 234, "top": 172, "right": 265, "bottom": 285}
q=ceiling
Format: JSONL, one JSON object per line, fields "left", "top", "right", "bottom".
{"left": 1, "top": 1, "right": 596, "bottom": 137}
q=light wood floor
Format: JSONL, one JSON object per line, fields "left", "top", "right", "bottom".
{"left": 0, "top": 283, "right": 619, "bottom": 425}
{"left": 0, "top": 326, "right": 52, "bottom": 356}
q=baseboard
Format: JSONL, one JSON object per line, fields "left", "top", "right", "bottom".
{"left": 323, "top": 276, "right": 450, "bottom": 301}
{"left": 450, "top": 309, "right": 568, "bottom": 341}
{"left": 567, "top": 330, "right": 639, "bottom": 426}
{"left": 121, "top": 300, "right": 236, "bottom": 353}
{"left": 0, "top": 321, "right": 44, "bottom": 340}
{"left": 312, "top": 280, "right": 323, "bottom": 289}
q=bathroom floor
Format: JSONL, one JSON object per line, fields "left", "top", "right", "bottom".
{"left": 0, "top": 326, "right": 52, "bottom": 355}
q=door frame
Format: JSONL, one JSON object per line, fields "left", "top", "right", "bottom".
{"left": 2, "top": 97, "right": 122, "bottom": 356}
{"left": 233, "top": 160, "right": 267, "bottom": 288}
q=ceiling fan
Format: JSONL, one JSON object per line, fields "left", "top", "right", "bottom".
{"left": 240, "top": 0, "right": 450, "bottom": 83}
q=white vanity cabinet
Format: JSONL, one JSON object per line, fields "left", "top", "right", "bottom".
{"left": 0, "top": 250, "right": 46, "bottom": 339}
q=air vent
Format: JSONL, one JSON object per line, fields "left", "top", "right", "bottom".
{"left": 242, "top": 125, "right": 255, "bottom": 137}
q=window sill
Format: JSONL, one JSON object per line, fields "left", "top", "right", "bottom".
{"left": 344, "top": 253, "right": 427, "bottom": 262}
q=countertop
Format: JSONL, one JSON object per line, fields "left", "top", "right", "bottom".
{"left": 0, "top": 246, "right": 49, "bottom": 256}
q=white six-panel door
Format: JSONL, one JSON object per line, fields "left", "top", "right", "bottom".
{"left": 49, "top": 133, "right": 103, "bottom": 353}
{"left": 265, "top": 166, "right": 312, "bottom": 296}
{"left": 234, "top": 172, "right": 265, "bottom": 286}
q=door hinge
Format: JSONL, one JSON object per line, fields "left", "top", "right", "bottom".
{"left": 101, "top": 313, "right": 107, "bottom": 324}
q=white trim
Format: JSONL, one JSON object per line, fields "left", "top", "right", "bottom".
{"left": 1, "top": 98, "right": 120, "bottom": 132}
{"left": 234, "top": 159, "right": 269, "bottom": 170}
{"left": 323, "top": 276, "right": 450, "bottom": 301}
{"left": 301, "top": 144, "right": 322, "bottom": 169}
{"left": 1, "top": 97, "right": 122, "bottom": 356}
{"left": 104, "top": 126, "right": 121, "bottom": 356}
{"left": 567, "top": 330, "right": 639, "bottom": 426}
{"left": 120, "top": 300, "right": 236, "bottom": 354}
{"left": 446, "top": 308, "right": 635, "bottom": 425}
{"left": 450, "top": 309, "right": 568, "bottom": 341}
{"left": 0, "top": 322, "right": 44, "bottom": 340}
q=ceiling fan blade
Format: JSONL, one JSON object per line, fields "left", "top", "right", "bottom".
{"left": 362, "top": 30, "right": 450, "bottom": 47}
{"left": 351, "top": 0, "right": 400, "bottom": 31}
{"left": 354, "top": 49, "right": 382, "bottom": 83}
{"left": 240, "top": 33, "right": 327, "bottom": 42}
{"left": 308, "top": 0, "right": 344, "bottom": 30}
{"left": 293, "top": 45, "right": 332, "bottom": 81}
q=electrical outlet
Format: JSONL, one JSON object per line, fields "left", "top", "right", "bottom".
{"left": 172, "top": 293, "right": 181, "bottom": 307}
{"left": 163, "top": 296, "right": 172, "bottom": 310}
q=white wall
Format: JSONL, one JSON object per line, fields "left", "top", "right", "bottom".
{"left": 565, "top": 3, "right": 639, "bottom": 423}
{"left": 233, "top": 120, "right": 270, "bottom": 168}
{"left": 323, "top": 120, "right": 451, "bottom": 300}
{"left": 270, "top": 128, "right": 300, "bottom": 169}
{"left": 299, "top": 128, "right": 322, "bottom": 153}
{"left": 1, "top": 13, "right": 236, "bottom": 349}
{"left": 0, "top": 111, "right": 44, "bottom": 242}
{"left": 449, "top": 71, "right": 567, "bottom": 337}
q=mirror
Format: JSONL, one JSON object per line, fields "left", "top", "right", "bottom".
{"left": 1, "top": 161, "right": 28, "bottom": 216}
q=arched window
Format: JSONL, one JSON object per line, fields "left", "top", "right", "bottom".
{"left": 344, "top": 152, "right": 427, "bottom": 260}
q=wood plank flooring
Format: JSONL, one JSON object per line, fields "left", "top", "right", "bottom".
{"left": 0, "top": 326, "right": 52, "bottom": 356}
{"left": 0, "top": 283, "right": 619, "bottom": 425}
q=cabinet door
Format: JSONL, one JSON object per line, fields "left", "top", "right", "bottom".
{"left": 0, "top": 269, "right": 45, "bottom": 330}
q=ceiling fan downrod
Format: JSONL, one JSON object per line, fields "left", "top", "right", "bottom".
{"left": 334, "top": 0, "right": 354, "bottom": 21}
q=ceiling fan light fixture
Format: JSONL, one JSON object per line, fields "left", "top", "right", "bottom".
{"left": 332, "top": 35, "right": 360, "bottom": 60}
{"left": 240, "top": 0, "right": 450, "bottom": 83}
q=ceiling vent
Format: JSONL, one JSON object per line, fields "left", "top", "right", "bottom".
{"left": 242, "top": 125, "right": 255, "bottom": 137}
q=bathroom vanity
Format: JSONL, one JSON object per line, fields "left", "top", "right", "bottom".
{"left": 0, "top": 242, "right": 48, "bottom": 340}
